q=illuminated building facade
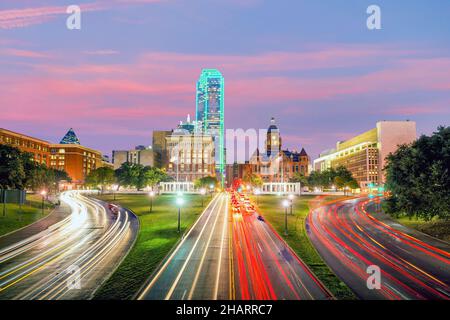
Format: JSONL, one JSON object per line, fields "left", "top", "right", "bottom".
{"left": 0, "top": 127, "right": 104, "bottom": 185}
{"left": 248, "top": 118, "right": 310, "bottom": 183}
{"left": 196, "top": 69, "right": 225, "bottom": 185}
{"left": 0, "top": 128, "right": 50, "bottom": 166}
{"left": 165, "top": 129, "right": 215, "bottom": 182}
{"left": 313, "top": 121, "right": 417, "bottom": 189}
{"left": 49, "top": 144, "right": 103, "bottom": 184}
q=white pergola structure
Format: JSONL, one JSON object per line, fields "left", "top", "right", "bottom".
{"left": 160, "top": 182, "right": 196, "bottom": 194}
{"left": 260, "top": 182, "right": 301, "bottom": 195}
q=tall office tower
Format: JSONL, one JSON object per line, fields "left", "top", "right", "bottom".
{"left": 196, "top": 69, "right": 225, "bottom": 185}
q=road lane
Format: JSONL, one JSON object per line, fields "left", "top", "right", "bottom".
{"left": 231, "top": 192, "right": 333, "bottom": 300}
{"left": 138, "top": 193, "right": 230, "bottom": 300}
{"left": 0, "top": 191, "right": 138, "bottom": 300}
{"left": 307, "top": 197, "right": 450, "bottom": 300}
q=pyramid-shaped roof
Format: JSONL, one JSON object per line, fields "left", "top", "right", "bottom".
{"left": 60, "top": 128, "right": 80, "bottom": 145}
{"left": 299, "top": 148, "right": 308, "bottom": 156}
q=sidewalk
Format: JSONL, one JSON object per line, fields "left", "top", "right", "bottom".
{"left": 0, "top": 201, "right": 71, "bottom": 249}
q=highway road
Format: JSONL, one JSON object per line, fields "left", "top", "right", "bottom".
{"left": 307, "top": 197, "right": 450, "bottom": 300}
{"left": 138, "top": 193, "right": 231, "bottom": 300}
{"left": 231, "top": 192, "right": 333, "bottom": 300}
{"left": 138, "top": 191, "right": 332, "bottom": 300}
{"left": 0, "top": 191, "right": 138, "bottom": 300}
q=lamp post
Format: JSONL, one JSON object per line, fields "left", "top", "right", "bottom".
{"left": 288, "top": 194, "right": 294, "bottom": 215}
{"left": 112, "top": 184, "right": 118, "bottom": 201}
{"left": 149, "top": 191, "right": 155, "bottom": 213}
{"left": 176, "top": 196, "right": 184, "bottom": 233}
{"left": 282, "top": 199, "right": 289, "bottom": 235}
{"left": 209, "top": 184, "right": 214, "bottom": 198}
{"left": 40, "top": 190, "right": 47, "bottom": 216}
{"left": 200, "top": 188, "right": 206, "bottom": 207}
{"left": 254, "top": 188, "right": 261, "bottom": 205}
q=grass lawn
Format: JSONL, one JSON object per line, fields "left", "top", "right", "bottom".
{"left": 0, "top": 193, "right": 54, "bottom": 237}
{"left": 395, "top": 216, "right": 450, "bottom": 242}
{"left": 251, "top": 194, "right": 356, "bottom": 300}
{"left": 92, "top": 193, "right": 209, "bottom": 300}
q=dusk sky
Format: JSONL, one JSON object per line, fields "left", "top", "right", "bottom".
{"left": 1, "top": 0, "right": 449, "bottom": 159}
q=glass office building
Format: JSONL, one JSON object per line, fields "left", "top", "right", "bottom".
{"left": 196, "top": 69, "right": 225, "bottom": 185}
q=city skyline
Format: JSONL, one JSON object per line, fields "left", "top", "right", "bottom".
{"left": 1, "top": 1, "right": 449, "bottom": 158}
{"left": 0, "top": 1, "right": 449, "bottom": 306}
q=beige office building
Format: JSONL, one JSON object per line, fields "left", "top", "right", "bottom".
{"left": 313, "top": 121, "right": 416, "bottom": 189}
{"left": 152, "top": 130, "right": 172, "bottom": 169}
{"left": 112, "top": 146, "right": 154, "bottom": 170}
{"left": 166, "top": 130, "right": 215, "bottom": 182}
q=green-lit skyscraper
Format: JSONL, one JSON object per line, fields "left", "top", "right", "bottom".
{"left": 196, "top": 69, "right": 225, "bottom": 186}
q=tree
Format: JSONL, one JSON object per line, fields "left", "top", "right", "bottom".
{"left": 85, "top": 166, "right": 115, "bottom": 193}
{"left": 115, "top": 162, "right": 139, "bottom": 189}
{"left": 0, "top": 145, "right": 70, "bottom": 192}
{"left": 134, "top": 164, "right": 148, "bottom": 191}
{"left": 114, "top": 163, "right": 171, "bottom": 191}
{"left": 307, "top": 171, "right": 323, "bottom": 189}
{"left": 307, "top": 166, "right": 358, "bottom": 193}
{"left": 242, "top": 172, "right": 263, "bottom": 188}
{"left": 334, "top": 166, "right": 358, "bottom": 195}
{"left": 322, "top": 167, "right": 337, "bottom": 188}
{"left": 145, "top": 167, "right": 170, "bottom": 189}
{"left": 194, "top": 176, "right": 219, "bottom": 189}
{"left": 0, "top": 145, "right": 27, "bottom": 189}
{"left": 384, "top": 126, "right": 450, "bottom": 221}
{"left": 346, "top": 179, "right": 359, "bottom": 191}
{"left": 290, "top": 172, "right": 308, "bottom": 187}
{"left": 27, "top": 164, "right": 48, "bottom": 191}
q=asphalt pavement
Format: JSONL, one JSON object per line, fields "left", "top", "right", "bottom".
{"left": 0, "top": 191, "right": 138, "bottom": 300}
{"left": 231, "top": 193, "right": 333, "bottom": 300}
{"left": 138, "top": 193, "right": 231, "bottom": 300}
{"left": 306, "top": 197, "right": 450, "bottom": 300}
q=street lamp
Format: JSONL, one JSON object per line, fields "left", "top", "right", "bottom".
{"left": 176, "top": 196, "right": 184, "bottom": 233}
{"left": 40, "top": 190, "right": 47, "bottom": 216}
{"left": 112, "top": 184, "right": 118, "bottom": 200}
{"left": 288, "top": 194, "right": 294, "bottom": 215}
{"left": 200, "top": 188, "right": 206, "bottom": 207}
{"left": 209, "top": 184, "right": 214, "bottom": 198}
{"left": 254, "top": 188, "right": 261, "bottom": 205}
{"left": 149, "top": 191, "right": 155, "bottom": 213}
{"left": 282, "top": 199, "right": 289, "bottom": 236}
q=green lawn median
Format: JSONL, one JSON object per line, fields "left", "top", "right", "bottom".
{"left": 394, "top": 216, "right": 450, "bottom": 242}
{"left": 92, "top": 193, "right": 209, "bottom": 300}
{"left": 0, "top": 194, "right": 54, "bottom": 237}
{"left": 251, "top": 194, "right": 356, "bottom": 300}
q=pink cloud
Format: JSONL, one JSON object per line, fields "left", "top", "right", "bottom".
{"left": 383, "top": 101, "right": 450, "bottom": 116}
{"left": 0, "top": 48, "right": 52, "bottom": 59}
{"left": 1, "top": 45, "right": 449, "bottom": 152}
{"left": 0, "top": 3, "right": 102, "bottom": 29}
{"left": 0, "top": 1, "right": 164, "bottom": 29}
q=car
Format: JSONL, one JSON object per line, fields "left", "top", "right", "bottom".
{"left": 108, "top": 204, "right": 120, "bottom": 215}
